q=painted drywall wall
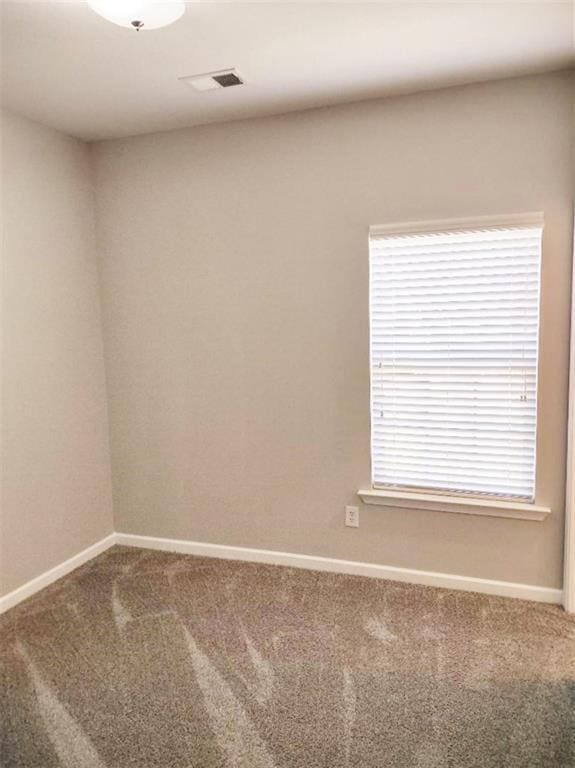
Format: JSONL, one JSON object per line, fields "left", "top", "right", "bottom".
{"left": 1, "top": 110, "right": 114, "bottom": 595}
{"left": 94, "top": 72, "right": 574, "bottom": 589}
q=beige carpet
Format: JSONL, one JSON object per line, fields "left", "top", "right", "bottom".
{"left": 1, "top": 545, "right": 574, "bottom": 767}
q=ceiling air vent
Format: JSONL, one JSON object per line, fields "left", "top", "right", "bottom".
{"left": 179, "top": 69, "right": 245, "bottom": 92}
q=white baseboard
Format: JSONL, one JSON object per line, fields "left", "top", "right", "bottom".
{"left": 0, "top": 531, "right": 562, "bottom": 613}
{"left": 115, "top": 532, "right": 563, "bottom": 605}
{"left": 0, "top": 533, "right": 117, "bottom": 615}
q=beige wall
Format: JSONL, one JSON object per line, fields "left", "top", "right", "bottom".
{"left": 1, "top": 110, "right": 114, "bottom": 595}
{"left": 94, "top": 71, "right": 572, "bottom": 589}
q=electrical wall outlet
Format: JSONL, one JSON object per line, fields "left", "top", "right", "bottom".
{"left": 345, "top": 506, "right": 359, "bottom": 528}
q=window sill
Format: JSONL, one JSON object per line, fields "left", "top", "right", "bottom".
{"left": 357, "top": 488, "right": 551, "bottom": 521}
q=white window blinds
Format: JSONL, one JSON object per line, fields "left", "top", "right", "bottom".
{"left": 369, "top": 217, "right": 543, "bottom": 500}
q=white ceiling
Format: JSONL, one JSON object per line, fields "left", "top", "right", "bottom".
{"left": 1, "top": 0, "right": 574, "bottom": 141}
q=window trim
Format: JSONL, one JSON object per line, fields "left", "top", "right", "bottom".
{"left": 363, "top": 211, "right": 549, "bottom": 520}
{"left": 357, "top": 488, "right": 551, "bottom": 521}
{"left": 369, "top": 211, "right": 544, "bottom": 238}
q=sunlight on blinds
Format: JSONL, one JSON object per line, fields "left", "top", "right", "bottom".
{"left": 369, "top": 220, "right": 543, "bottom": 500}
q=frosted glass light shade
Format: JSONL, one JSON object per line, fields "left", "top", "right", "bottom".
{"left": 86, "top": 0, "right": 185, "bottom": 31}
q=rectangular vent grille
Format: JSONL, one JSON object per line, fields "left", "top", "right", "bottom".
{"left": 212, "top": 72, "right": 243, "bottom": 88}
{"left": 179, "top": 69, "right": 245, "bottom": 92}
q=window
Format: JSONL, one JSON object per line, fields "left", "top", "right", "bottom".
{"left": 368, "top": 215, "right": 543, "bottom": 502}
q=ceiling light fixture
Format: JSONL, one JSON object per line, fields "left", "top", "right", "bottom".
{"left": 86, "top": 0, "right": 185, "bottom": 31}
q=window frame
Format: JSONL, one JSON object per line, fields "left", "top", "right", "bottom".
{"left": 358, "top": 212, "right": 551, "bottom": 521}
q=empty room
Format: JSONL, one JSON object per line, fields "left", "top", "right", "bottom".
{"left": 1, "top": 1, "right": 574, "bottom": 766}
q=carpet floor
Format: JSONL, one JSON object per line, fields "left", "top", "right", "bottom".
{"left": 1, "top": 545, "right": 574, "bottom": 767}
